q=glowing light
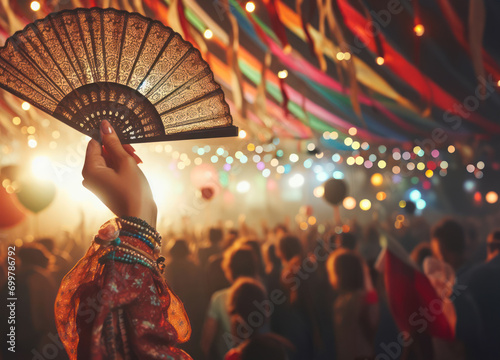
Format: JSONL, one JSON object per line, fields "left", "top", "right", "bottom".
{"left": 359, "top": 199, "right": 372, "bottom": 211}
{"left": 371, "top": 173, "right": 383, "bottom": 186}
{"left": 28, "top": 139, "right": 37, "bottom": 148}
{"left": 344, "top": 137, "right": 353, "bottom": 146}
{"left": 474, "top": 191, "right": 482, "bottom": 203}
{"left": 376, "top": 191, "right": 387, "bottom": 201}
{"left": 376, "top": 56, "right": 385, "bottom": 65}
{"left": 466, "top": 164, "right": 475, "bottom": 173}
{"left": 306, "top": 143, "right": 316, "bottom": 151}
{"left": 477, "top": 161, "right": 485, "bottom": 170}
{"left": 203, "top": 29, "right": 213, "bottom": 39}
{"left": 333, "top": 171, "right": 344, "bottom": 179}
{"left": 247, "top": 143, "right": 255, "bottom": 151}
{"left": 211, "top": 155, "right": 218, "bottom": 163}
{"left": 486, "top": 191, "right": 498, "bottom": 204}
{"left": 31, "top": 156, "right": 52, "bottom": 180}
{"left": 278, "top": 70, "right": 288, "bottom": 79}
{"left": 289, "top": 174, "right": 305, "bottom": 188}
{"left": 409, "top": 189, "right": 421, "bottom": 201}
{"left": 346, "top": 157, "right": 355, "bottom": 166}
{"left": 464, "top": 180, "right": 475, "bottom": 192}
{"left": 448, "top": 145, "right": 455, "bottom": 153}
{"left": 393, "top": 152, "right": 401, "bottom": 160}
{"left": 262, "top": 169, "right": 271, "bottom": 177}
{"left": 402, "top": 152, "right": 411, "bottom": 160}
{"left": 399, "top": 200, "right": 406, "bottom": 208}
{"left": 414, "top": 24, "right": 425, "bottom": 36}
{"left": 30, "top": 1, "right": 41, "bottom": 11}
{"left": 343, "top": 196, "right": 356, "bottom": 210}
{"left": 308, "top": 216, "right": 317, "bottom": 226}
{"left": 245, "top": 1, "right": 255, "bottom": 12}
{"left": 348, "top": 127, "right": 357, "bottom": 136}
{"left": 299, "top": 222, "right": 308, "bottom": 231}
{"left": 378, "top": 160, "right": 387, "bottom": 169}
{"left": 351, "top": 141, "right": 360, "bottom": 150}
{"left": 238, "top": 130, "right": 247, "bottom": 138}
{"left": 416, "top": 199, "right": 426, "bottom": 210}
{"left": 330, "top": 131, "right": 339, "bottom": 140}
{"left": 236, "top": 181, "right": 250, "bottom": 193}
{"left": 417, "top": 162, "right": 425, "bottom": 171}
{"left": 355, "top": 156, "right": 364, "bottom": 165}
{"left": 289, "top": 153, "right": 299, "bottom": 162}
{"left": 22, "top": 102, "right": 31, "bottom": 111}
{"left": 336, "top": 52, "right": 345, "bottom": 61}
{"left": 343, "top": 52, "right": 351, "bottom": 60}
{"left": 12, "top": 117, "right": 21, "bottom": 125}
{"left": 378, "top": 145, "right": 387, "bottom": 153}
{"left": 425, "top": 169, "right": 433, "bottom": 178}
{"left": 314, "top": 186, "right": 325, "bottom": 198}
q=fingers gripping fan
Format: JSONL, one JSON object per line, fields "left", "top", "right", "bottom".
{"left": 0, "top": 8, "right": 237, "bottom": 143}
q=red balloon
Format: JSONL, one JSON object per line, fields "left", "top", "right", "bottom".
{"left": 0, "top": 186, "right": 26, "bottom": 229}
{"left": 201, "top": 186, "right": 215, "bottom": 200}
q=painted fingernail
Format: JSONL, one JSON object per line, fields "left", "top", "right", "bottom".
{"left": 101, "top": 120, "right": 113, "bottom": 134}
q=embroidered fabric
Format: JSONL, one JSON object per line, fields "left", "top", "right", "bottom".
{"left": 55, "top": 222, "right": 192, "bottom": 360}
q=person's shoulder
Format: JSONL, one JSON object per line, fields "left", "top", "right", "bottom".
{"left": 211, "top": 287, "right": 230, "bottom": 302}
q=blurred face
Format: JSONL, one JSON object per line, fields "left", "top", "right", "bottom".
{"left": 431, "top": 238, "right": 444, "bottom": 261}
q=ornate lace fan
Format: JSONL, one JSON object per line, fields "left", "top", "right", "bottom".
{"left": 0, "top": 8, "right": 237, "bottom": 143}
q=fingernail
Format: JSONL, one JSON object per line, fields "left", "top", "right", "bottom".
{"left": 101, "top": 120, "right": 113, "bottom": 134}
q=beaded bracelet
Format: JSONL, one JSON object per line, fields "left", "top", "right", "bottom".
{"left": 119, "top": 217, "right": 162, "bottom": 246}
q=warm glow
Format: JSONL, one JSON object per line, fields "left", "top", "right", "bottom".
{"left": 238, "top": 129, "right": 247, "bottom": 139}
{"left": 289, "top": 174, "right": 304, "bottom": 188}
{"left": 371, "top": 173, "right": 383, "bottom": 186}
{"left": 343, "top": 52, "right": 351, "bottom": 60}
{"left": 245, "top": 1, "right": 255, "bottom": 12}
{"left": 236, "top": 181, "right": 250, "bottom": 193}
{"left": 30, "top": 1, "right": 41, "bottom": 11}
{"left": 308, "top": 216, "right": 316, "bottom": 225}
{"left": 376, "top": 56, "right": 385, "bottom": 65}
{"left": 31, "top": 156, "right": 52, "bottom": 180}
{"left": 12, "top": 117, "right": 21, "bottom": 125}
{"left": 336, "top": 52, "right": 344, "bottom": 61}
{"left": 203, "top": 29, "right": 213, "bottom": 39}
{"left": 343, "top": 196, "right": 356, "bottom": 210}
{"left": 22, "top": 102, "right": 31, "bottom": 111}
{"left": 414, "top": 24, "right": 425, "bottom": 36}
{"left": 486, "top": 191, "right": 498, "bottom": 204}
{"left": 28, "top": 139, "right": 37, "bottom": 148}
{"left": 278, "top": 70, "right": 288, "bottom": 79}
{"left": 313, "top": 186, "right": 325, "bottom": 198}
{"left": 359, "top": 199, "right": 372, "bottom": 211}
{"left": 376, "top": 191, "right": 387, "bottom": 201}
{"left": 448, "top": 145, "right": 455, "bottom": 153}
{"left": 348, "top": 127, "right": 357, "bottom": 136}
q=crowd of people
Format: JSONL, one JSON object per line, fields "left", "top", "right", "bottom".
{"left": 1, "top": 212, "right": 499, "bottom": 360}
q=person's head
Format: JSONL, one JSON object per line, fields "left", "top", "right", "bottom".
{"left": 277, "top": 235, "right": 303, "bottom": 262}
{"left": 274, "top": 224, "right": 288, "bottom": 239}
{"left": 337, "top": 232, "right": 357, "bottom": 250}
{"left": 487, "top": 230, "right": 500, "bottom": 261}
{"left": 410, "top": 242, "right": 433, "bottom": 269}
{"left": 222, "top": 245, "right": 258, "bottom": 283}
{"left": 228, "top": 277, "right": 268, "bottom": 336}
{"left": 238, "top": 333, "right": 293, "bottom": 360}
{"left": 327, "top": 250, "right": 364, "bottom": 292}
{"left": 169, "top": 239, "right": 190, "bottom": 259}
{"left": 18, "top": 243, "right": 53, "bottom": 269}
{"left": 263, "top": 243, "right": 281, "bottom": 273}
{"left": 431, "top": 218, "right": 465, "bottom": 269}
{"left": 209, "top": 227, "right": 223, "bottom": 245}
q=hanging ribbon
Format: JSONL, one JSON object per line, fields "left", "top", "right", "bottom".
{"left": 263, "top": 0, "right": 290, "bottom": 52}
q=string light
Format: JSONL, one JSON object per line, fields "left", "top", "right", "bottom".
{"left": 238, "top": 130, "right": 247, "bottom": 139}
{"left": 245, "top": 1, "right": 256, "bottom": 12}
{"left": 30, "top": 1, "right": 41, "bottom": 11}
{"left": 278, "top": 70, "right": 288, "bottom": 79}
{"left": 21, "top": 102, "right": 31, "bottom": 111}
{"left": 203, "top": 29, "right": 213, "bottom": 39}
{"left": 414, "top": 24, "right": 425, "bottom": 36}
{"left": 376, "top": 56, "right": 385, "bottom": 65}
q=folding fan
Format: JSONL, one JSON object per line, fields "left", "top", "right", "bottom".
{"left": 0, "top": 8, "right": 237, "bottom": 143}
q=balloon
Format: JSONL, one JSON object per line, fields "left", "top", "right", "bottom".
{"left": 16, "top": 179, "right": 56, "bottom": 213}
{"left": 323, "top": 179, "right": 348, "bottom": 205}
{"left": 0, "top": 185, "right": 26, "bottom": 228}
{"left": 200, "top": 186, "right": 215, "bottom": 200}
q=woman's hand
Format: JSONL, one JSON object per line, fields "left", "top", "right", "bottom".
{"left": 82, "top": 120, "right": 157, "bottom": 228}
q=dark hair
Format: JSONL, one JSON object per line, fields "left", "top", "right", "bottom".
{"left": 488, "top": 230, "right": 500, "bottom": 252}
{"left": 339, "top": 232, "right": 357, "bottom": 250}
{"left": 265, "top": 244, "right": 281, "bottom": 267}
{"left": 18, "top": 243, "right": 52, "bottom": 269}
{"left": 432, "top": 218, "right": 465, "bottom": 254}
{"left": 169, "top": 239, "right": 190, "bottom": 259}
{"left": 223, "top": 246, "right": 258, "bottom": 282}
{"left": 329, "top": 251, "right": 364, "bottom": 292}
{"left": 209, "top": 228, "right": 223, "bottom": 244}
{"left": 410, "top": 242, "right": 433, "bottom": 269}
{"left": 240, "top": 333, "right": 293, "bottom": 360}
{"left": 228, "top": 278, "right": 267, "bottom": 324}
{"left": 278, "top": 235, "right": 303, "bottom": 261}
{"left": 36, "top": 238, "right": 55, "bottom": 253}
